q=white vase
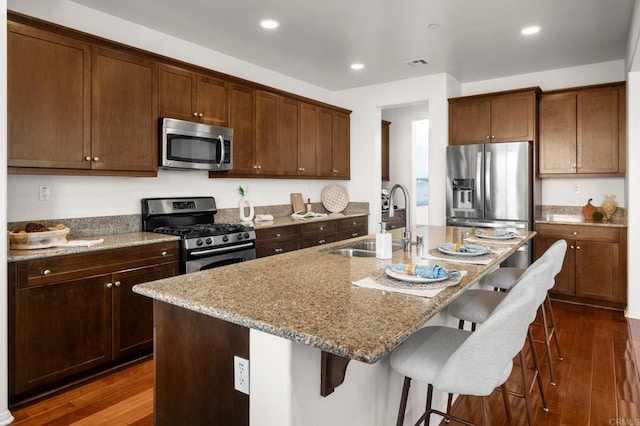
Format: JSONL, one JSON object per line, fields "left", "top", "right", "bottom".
{"left": 239, "top": 197, "right": 254, "bottom": 222}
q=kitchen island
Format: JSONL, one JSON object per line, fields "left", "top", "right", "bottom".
{"left": 134, "top": 225, "right": 534, "bottom": 425}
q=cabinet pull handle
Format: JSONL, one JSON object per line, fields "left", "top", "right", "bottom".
{"left": 106, "top": 282, "right": 113, "bottom": 288}
{"left": 275, "top": 233, "right": 281, "bottom": 237}
{"left": 161, "top": 251, "right": 168, "bottom": 256}
{"left": 351, "top": 233, "right": 358, "bottom": 237}
{"left": 352, "top": 221, "right": 357, "bottom": 225}
{"left": 85, "top": 156, "right": 92, "bottom": 161}
{"left": 274, "top": 248, "right": 283, "bottom": 253}
{"left": 115, "top": 281, "right": 121, "bottom": 287}
{"left": 298, "top": 167, "right": 305, "bottom": 172}
{"left": 318, "top": 239, "right": 326, "bottom": 244}
{"left": 319, "top": 226, "right": 324, "bottom": 230}
{"left": 43, "top": 269, "right": 51, "bottom": 275}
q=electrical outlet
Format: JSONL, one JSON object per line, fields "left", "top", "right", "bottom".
{"left": 234, "top": 355, "right": 249, "bottom": 395}
{"left": 39, "top": 185, "right": 51, "bottom": 201}
{"left": 573, "top": 184, "right": 581, "bottom": 194}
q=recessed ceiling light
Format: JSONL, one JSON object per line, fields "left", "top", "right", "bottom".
{"left": 260, "top": 19, "right": 279, "bottom": 29}
{"left": 351, "top": 63, "right": 364, "bottom": 70}
{"left": 521, "top": 25, "right": 541, "bottom": 35}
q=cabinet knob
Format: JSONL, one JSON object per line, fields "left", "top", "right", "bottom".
{"left": 43, "top": 269, "right": 51, "bottom": 275}
{"left": 352, "top": 221, "right": 357, "bottom": 225}
{"left": 198, "top": 113, "right": 203, "bottom": 118}
{"left": 275, "top": 233, "right": 281, "bottom": 237}
{"left": 106, "top": 282, "right": 113, "bottom": 288}
{"left": 570, "top": 245, "right": 575, "bottom": 249}
{"left": 491, "top": 135, "right": 495, "bottom": 139}
{"left": 573, "top": 231, "right": 578, "bottom": 235}
{"left": 257, "top": 165, "right": 262, "bottom": 169}
{"left": 351, "top": 233, "right": 358, "bottom": 237}
{"left": 85, "top": 156, "right": 92, "bottom": 161}
{"left": 577, "top": 163, "right": 582, "bottom": 169}
{"left": 93, "top": 157, "right": 99, "bottom": 162}
{"left": 298, "top": 167, "right": 305, "bottom": 172}
{"left": 193, "top": 112, "right": 198, "bottom": 117}
{"left": 571, "top": 163, "right": 576, "bottom": 169}
{"left": 274, "top": 248, "right": 283, "bottom": 253}
{"left": 161, "top": 250, "right": 168, "bottom": 256}
{"left": 319, "top": 226, "right": 324, "bottom": 230}
{"left": 486, "top": 136, "right": 490, "bottom": 139}
{"left": 332, "top": 169, "right": 338, "bottom": 173}
{"left": 318, "top": 239, "right": 326, "bottom": 244}
{"left": 576, "top": 246, "right": 581, "bottom": 250}
{"left": 115, "top": 281, "right": 121, "bottom": 287}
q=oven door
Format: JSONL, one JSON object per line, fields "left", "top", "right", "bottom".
{"left": 184, "top": 244, "right": 256, "bottom": 274}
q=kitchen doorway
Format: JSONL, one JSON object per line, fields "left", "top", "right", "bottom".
{"left": 381, "top": 102, "right": 429, "bottom": 225}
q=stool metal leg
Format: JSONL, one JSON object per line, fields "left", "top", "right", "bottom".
{"left": 545, "top": 294, "right": 563, "bottom": 360}
{"left": 397, "top": 376, "right": 411, "bottom": 426}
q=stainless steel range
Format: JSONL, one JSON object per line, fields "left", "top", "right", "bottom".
{"left": 142, "top": 197, "right": 256, "bottom": 274}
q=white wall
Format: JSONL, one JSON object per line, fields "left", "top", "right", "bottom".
{"left": 0, "top": 0, "right": 12, "bottom": 423}
{"left": 625, "top": 0, "right": 640, "bottom": 319}
{"left": 382, "top": 103, "right": 430, "bottom": 225}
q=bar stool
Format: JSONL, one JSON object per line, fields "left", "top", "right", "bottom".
{"left": 390, "top": 261, "right": 553, "bottom": 426}
{"left": 448, "top": 240, "right": 567, "bottom": 386}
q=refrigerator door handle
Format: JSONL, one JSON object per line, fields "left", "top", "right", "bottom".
{"left": 476, "top": 151, "right": 482, "bottom": 209}
{"left": 485, "top": 151, "right": 492, "bottom": 212}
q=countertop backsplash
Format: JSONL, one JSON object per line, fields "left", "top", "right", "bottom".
{"left": 8, "top": 202, "right": 370, "bottom": 238}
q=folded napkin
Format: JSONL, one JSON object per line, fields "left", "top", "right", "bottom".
{"left": 63, "top": 238, "right": 104, "bottom": 247}
{"left": 254, "top": 214, "right": 274, "bottom": 222}
{"left": 476, "top": 229, "right": 519, "bottom": 238}
{"left": 439, "top": 243, "right": 486, "bottom": 254}
{"left": 387, "top": 263, "right": 461, "bottom": 279}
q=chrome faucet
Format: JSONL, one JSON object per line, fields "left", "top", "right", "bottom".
{"left": 388, "top": 183, "right": 411, "bottom": 251}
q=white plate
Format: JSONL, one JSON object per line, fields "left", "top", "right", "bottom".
{"left": 385, "top": 268, "right": 449, "bottom": 283}
{"left": 437, "top": 243, "right": 490, "bottom": 257}
{"left": 474, "top": 229, "right": 518, "bottom": 240}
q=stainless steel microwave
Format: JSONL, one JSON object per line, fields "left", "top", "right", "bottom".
{"left": 160, "top": 118, "right": 233, "bottom": 171}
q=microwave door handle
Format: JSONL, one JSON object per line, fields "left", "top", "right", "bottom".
{"left": 217, "top": 135, "right": 225, "bottom": 168}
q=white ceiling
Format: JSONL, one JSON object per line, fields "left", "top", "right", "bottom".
{"left": 70, "top": 0, "right": 635, "bottom": 91}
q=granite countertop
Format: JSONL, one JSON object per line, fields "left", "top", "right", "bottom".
{"left": 535, "top": 214, "right": 627, "bottom": 228}
{"left": 133, "top": 225, "right": 534, "bottom": 363}
{"left": 8, "top": 232, "right": 180, "bottom": 262}
{"left": 250, "top": 211, "right": 369, "bottom": 230}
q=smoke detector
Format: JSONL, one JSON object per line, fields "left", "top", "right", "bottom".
{"left": 404, "top": 58, "right": 428, "bottom": 66}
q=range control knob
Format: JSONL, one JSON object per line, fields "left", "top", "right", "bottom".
{"left": 223, "top": 235, "right": 229, "bottom": 242}
{"left": 196, "top": 239, "right": 203, "bottom": 246}
{"left": 238, "top": 233, "right": 243, "bottom": 240}
{"left": 244, "top": 232, "right": 250, "bottom": 239}
{"left": 205, "top": 237, "right": 212, "bottom": 245}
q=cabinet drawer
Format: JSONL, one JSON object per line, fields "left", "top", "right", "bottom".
{"left": 255, "top": 226, "right": 298, "bottom": 243}
{"left": 336, "top": 228, "right": 368, "bottom": 241}
{"left": 256, "top": 240, "right": 299, "bottom": 258}
{"left": 338, "top": 216, "right": 368, "bottom": 231}
{"left": 536, "top": 224, "right": 619, "bottom": 242}
{"left": 18, "top": 242, "right": 179, "bottom": 288}
{"left": 299, "top": 234, "right": 338, "bottom": 249}
{"left": 299, "top": 221, "right": 338, "bottom": 237}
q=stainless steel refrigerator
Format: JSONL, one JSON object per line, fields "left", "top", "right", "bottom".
{"left": 446, "top": 141, "right": 533, "bottom": 268}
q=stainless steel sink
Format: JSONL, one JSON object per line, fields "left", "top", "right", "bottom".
{"left": 326, "top": 248, "right": 377, "bottom": 257}
{"left": 326, "top": 240, "right": 404, "bottom": 257}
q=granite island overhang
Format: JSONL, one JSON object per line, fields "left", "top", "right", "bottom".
{"left": 133, "top": 225, "right": 535, "bottom": 399}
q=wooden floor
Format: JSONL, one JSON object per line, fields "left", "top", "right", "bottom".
{"left": 9, "top": 301, "right": 640, "bottom": 425}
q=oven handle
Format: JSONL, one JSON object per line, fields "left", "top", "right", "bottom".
{"left": 190, "top": 242, "right": 255, "bottom": 256}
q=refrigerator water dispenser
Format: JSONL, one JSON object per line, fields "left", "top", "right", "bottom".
{"left": 452, "top": 178, "right": 474, "bottom": 209}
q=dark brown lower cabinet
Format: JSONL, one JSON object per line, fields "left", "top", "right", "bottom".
{"left": 8, "top": 241, "right": 179, "bottom": 406}
{"left": 154, "top": 301, "right": 249, "bottom": 426}
{"left": 534, "top": 223, "right": 626, "bottom": 309}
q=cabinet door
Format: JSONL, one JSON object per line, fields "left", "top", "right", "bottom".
{"left": 159, "top": 64, "right": 197, "bottom": 121}
{"left": 255, "top": 91, "right": 281, "bottom": 175}
{"left": 448, "top": 97, "right": 491, "bottom": 145}
{"left": 112, "top": 262, "right": 178, "bottom": 360}
{"left": 535, "top": 235, "right": 574, "bottom": 296}
{"left": 381, "top": 120, "right": 390, "bottom": 181}
{"left": 332, "top": 111, "right": 350, "bottom": 178}
{"left": 490, "top": 91, "right": 536, "bottom": 143}
{"left": 228, "top": 84, "right": 256, "bottom": 175}
{"left": 299, "top": 103, "right": 317, "bottom": 176}
{"left": 92, "top": 47, "right": 158, "bottom": 172}
{"left": 280, "top": 97, "right": 300, "bottom": 176}
{"left": 16, "top": 275, "right": 112, "bottom": 393}
{"left": 574, "top": 240, "right": 621, "bottom": 302}
{"left": 577, "top": 87, "right": 620, "bottom": 174}
{"left": 8, "top": 22, "right": 91, "bottom": 169}
{"left": 197, "top": 75, "right": 228, "bottom": 125}
{"left": 316, "top": 108, "right": 335, "bottom": 177}
{"left": 538, "top": 93, "right": 577, "bottom": 174}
